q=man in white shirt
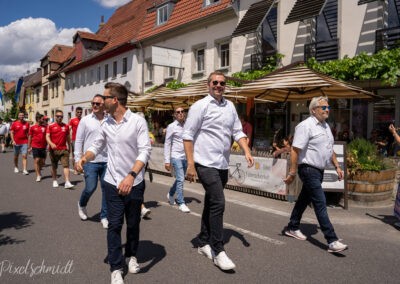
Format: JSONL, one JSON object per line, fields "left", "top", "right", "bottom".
{"left": 183, "top": 71, "right": 254, "bottom": 271}
{"left": 164, "top": 107, "right": 190, "bottom": 213}
{"left": 283, "top": 96, "right": 348, "bottom": 253}
{"left": 0, "top": 117, "right": 8, "bottom": 153}
{"left": 75, "top": 94, "right": 109, "bottom": 229}
{"left": 77, "top": 82, "right": 151, "bottom": 284}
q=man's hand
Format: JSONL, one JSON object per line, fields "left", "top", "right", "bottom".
{"left": 76, "top": 157, "right": 87, "bottom": 173}
{"left": 245, "top": 152, "right": 254, "bottom": 168}
{"left": 185, "top": 164, "right": 197, "bottom": 183}
{"left": 284, "top": 174, "right": 296, "bottom": 185}
{"left": 165, "top": 163, "right": 171, "bottom": 171}
{"left": 118, "top": 176, "right": 134, "bottom": 195}
{"left": 49, "top": 142, "right": 57, "bottom": 149}
{"left": 336, "top": 167, "right": 344, "bottom": 181}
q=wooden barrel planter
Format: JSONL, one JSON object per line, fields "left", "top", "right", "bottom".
{"left": 347, "top": 169, "right": 397, "bottom": 206}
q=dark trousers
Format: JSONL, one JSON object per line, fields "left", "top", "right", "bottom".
{"left": 195, "top": 163, "right": 228, "bottom": 254}
{"left": 287, "top": 164, "right": 338, "bottom": 244}
{"left": 104, "top": 180, "right": 145, "bottom": 272}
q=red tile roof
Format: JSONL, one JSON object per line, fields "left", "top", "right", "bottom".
{"left": 45, "top": 44, "right": 74, "bottom": 63}
{"left": 137, "top": 0, "right": 234, "bottom": 41}
{"left": 4, "top": 81, "right": 16, "bottom": 92}
{"left": 74, "top": 31, "right": 108, "bottom": 43}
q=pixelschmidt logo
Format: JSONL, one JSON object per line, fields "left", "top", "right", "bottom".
{"left": 0, "top": 259, "right": 74, "bottom": 277}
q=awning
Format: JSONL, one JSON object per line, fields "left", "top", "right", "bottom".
{"left": 358, "top": 0, "right": 379, "bottom": 5}
{"left": 284, "top": 0, "right": 327, "bottom": 25}
{"left": 235, "top": 63, "right": 380, "bottom": 102}
{"left": 232, "top": 0, "right": 275, "bottom": 37}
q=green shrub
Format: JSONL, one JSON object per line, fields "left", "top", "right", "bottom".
{"left": 346, "top": 138, "right": 387, "bottom": 176}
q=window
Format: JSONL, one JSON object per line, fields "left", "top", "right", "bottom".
{"left": 36, "top": 89, "right": 39, "bottom": 103}
{"left": 204, "top": 0, "right": 219, "bottom": 7}
{"left": 122, "top": 57, "right": 128, "bottom": 75}
{"left": 56, "top": 81, "right": 59, "bottom": 97}
{"left": 51, "top": 83, "right": 54, "bottom": 98}
{"left": 157, "top": 4, "right": 169, "bottom": 25}
{"left": 43, "top": 85, "right": 48, "bottom": 101}
{"left": 195, "top": 48, "right": 205, "bottom": 72}
{"left": 219, "top": 43, "right": 230, "bottom": 68}
{"left": 104, "top": 64, "right": 109, "bottom": 81}
{"left": 97, "top": 66, "right": 101, "bottom": 82}
{"left": 168, "top": 67, "right": 175, "bottom": 78}
{"left": 90, "top": 69, "right": 94, "bottom": 84}
{"left": 146, "top": 61, "right": 153, "bottom": 82}
{"left": 113, "top": 61, "right": 117, "bottom": 78}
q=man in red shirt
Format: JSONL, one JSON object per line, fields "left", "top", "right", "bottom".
{"left": 10, "top": 111, "right": 30, "bottom": 175}
{"left": 46, "top": 110, "right": 74, "bottom": 189}
{"left": 69, "top": 107, "right": 82, "bottom": 174}
{"left": 28, "top": 113, "right": 48, "bottom": 182}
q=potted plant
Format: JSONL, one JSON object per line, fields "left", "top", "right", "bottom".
{"left": 346, "top": 138, "right": 396, "bottom": 206}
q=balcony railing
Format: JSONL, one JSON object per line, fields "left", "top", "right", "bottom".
{"left": 376, "top": 26, "right": 400, "bottom": 52}
{"left": 250, "top": 50, "right": 277, "bottom": 70}
{"left": 304, "top": 39, "right": 339, "bottom": 62}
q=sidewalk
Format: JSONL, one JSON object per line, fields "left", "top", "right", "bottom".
{"left": 149, "top": 173, "right": 396, "bottom": 226}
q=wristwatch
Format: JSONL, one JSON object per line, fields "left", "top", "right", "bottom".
{"left": 128, "top": 171, "right": 137, "bottom": 178}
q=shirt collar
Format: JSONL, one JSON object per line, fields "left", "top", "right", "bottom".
{"left": 206, "top": 94, "right": 227, "bottom": 106}
{"left": 310, "top": 115, "right": 327, "bottom": 127}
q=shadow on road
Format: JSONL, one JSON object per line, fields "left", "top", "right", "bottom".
{"left": 136, "top": 240, "right": 166, "bottom": 273}
{"left": 223, "top": 228, "right": 250, "bottom": 247}
{"left": 365, "top": 213, "right": 400, "bottom": 230}
{"left": 0, "top": 212, "right": 33, "bottom": 246}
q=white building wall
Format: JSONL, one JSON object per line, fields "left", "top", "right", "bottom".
{"left": 64, "top": 50, "right": 137, "bottom": 121}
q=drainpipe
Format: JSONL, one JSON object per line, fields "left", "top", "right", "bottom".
{"left": 137, "top": 41, "right": 145, "bottom": 95}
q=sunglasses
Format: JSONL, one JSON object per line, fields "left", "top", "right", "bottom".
{"left": 56, "top": 115, "right": 63, "bottom": 118}
{"left": 101, "top": 95, "right": 115, "bottom": 100}
{"left": 175, "top": 110, "right": 184, "bottom": 114}
{"left": 212, "top": 80, "right": 226, "bottom": 86}
{"left": 91, "top": 102, "right": 103, "bottom": 106}
{"left": 317, "top": 106, "right": 331, "bottom": 111}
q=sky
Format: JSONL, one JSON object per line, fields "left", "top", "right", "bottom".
{"left": 0, "top": 0, "right": 131, "bottom": 82}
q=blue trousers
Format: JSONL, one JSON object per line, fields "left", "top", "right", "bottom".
{"left": 169, "top": 158, "right": 187, "bottom": 205}
{"left": 104, "top": 180, "right": 145, "bottom": 272}
{"left": 288, "top": 164, "right": 338, "bottom": 244}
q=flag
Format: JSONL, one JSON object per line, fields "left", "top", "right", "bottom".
{"left": 14, "top": 77, "right": 23, "bottom": 103}
{"left": 0, "top": 80, "right": 4, "bottom": 105}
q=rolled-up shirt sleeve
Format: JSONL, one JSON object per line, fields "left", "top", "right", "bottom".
{"left": 164, "top": 124, "right": 173, "bottom": 164}
{"left": 183, "top": 103, "right": 203, "bottom": 141}
{"left": 74, "top": 122, "right": 85, "bottom": 162}
{"left": 87, "top": 128, "right": 106, "bottom": 158}
{"left": 136, "top": 117, "right": 151, "bottom": 165}
{"left": 231, "top": 107, "right": 247, "bottom": 142}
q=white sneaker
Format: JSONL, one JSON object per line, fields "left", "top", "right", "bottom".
{"left": 101, "top": 218, "right": 109, "bottom": 229}
{"left": 197, "top": 244, "right": 215, "bottom": 260}
{"left": 78, "top": 202, "right": 88, "bottom": 220}
{"left": 52, "top": 180, "right": 59, "bottom": 188}
{"left": 213, "top": 251, "right": 236, "bottom": 270}
{"left": 167, "top": 193, "right": 176, "bottom": 205}
{"left": 36, "top": 176, "right": 41, "bottom": 182}
{"left": 22, "top": 170, "right": 29, "bottom": 175}
{"left": 14, "top": 167, "right": 19, "bottom": 173}
{"left": 178, "top": 204, "right": 190, "bottom": 213}
{"left": 284, "top": 229, "right": 307, "bottom": 241}
{"left": 111, "top": 269, "right": 124, "bottom": 284}
{"left": 141, "top": 207, "right": 151, "bottom": 218}
{"left": 328, "top": 240, "right": 348, "bottom": 253}
{"left": 64, "top": 181, "right": 74, "bottom": 189}
{"left": 126, "top": 256, "right": 140, "bottom": 274}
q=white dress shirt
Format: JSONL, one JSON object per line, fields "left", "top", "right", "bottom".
{"left": 87, "top": 109, "right": 151, "bottom": 187}
{"left": 292, "top": 115, "right": 334, "bottom": 169}
{"left": 74, "top": 113, "right": 108, "bottom": 163}
{"left": 182, "top": 94, "right": 246, "bottom": 169}
{"left": 164, "top": 120, "right": 186, "bottom": 163}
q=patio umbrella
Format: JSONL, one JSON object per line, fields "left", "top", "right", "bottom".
{"left": 235, "top": 64, "right": 380, "bottom": 102}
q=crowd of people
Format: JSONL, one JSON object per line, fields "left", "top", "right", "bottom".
{"left": 4, "top": 72, "right": 400, "bottom": 284}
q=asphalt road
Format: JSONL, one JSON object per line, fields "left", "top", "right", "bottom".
{"left": 0, "top": 150, "right": 399, "bottom": 284}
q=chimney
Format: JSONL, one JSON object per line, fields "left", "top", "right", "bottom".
{"left": 99, "top": 15, "right": 105, "bottom": 29}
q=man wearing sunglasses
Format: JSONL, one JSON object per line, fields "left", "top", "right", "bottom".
{"left": 69, "top": 107, "right": 83, "bottom": 174}
{"left": 183, "top": 71, "right": 254, "bottom": 271}
{"left": 283, "top": 96, "right": 348, "bottom": 253}
{"left": 76, "top": 82, "right": 151, "bottom": 284}
{"left": 75, "top": 95, "right": 109, "bottom": 229}
{"left": 164, "top": 107, "right": 190, "bottom": 213}
{"left": 46, "top": 110, "right": 74, "bottom": 189}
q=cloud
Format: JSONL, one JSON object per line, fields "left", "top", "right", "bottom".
{"left": 0, "top": 17, "right": 90, "bottom": 82}
{"left": 94, "top": 0, "right": 131, "bottom": 8}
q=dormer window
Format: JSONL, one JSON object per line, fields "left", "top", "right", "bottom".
{"left": 157, "top": 4, "right": 169, "bottom": 25}
{"left": 204, "top": 0, "right": 220, "bottom": 7}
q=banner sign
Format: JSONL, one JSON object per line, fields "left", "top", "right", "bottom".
{"left": 151, "top": 46, "right": 183, "bottom": 68}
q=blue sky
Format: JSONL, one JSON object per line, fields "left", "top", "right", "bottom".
{"left": 0, "top": 0, "right": 131, "bottom": 81}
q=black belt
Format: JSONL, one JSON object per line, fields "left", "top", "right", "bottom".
{"left": 299, "top": 163, "right": 324, "bottom": 174}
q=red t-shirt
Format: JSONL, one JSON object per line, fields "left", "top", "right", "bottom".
{"left": 47, "top": 122, "right": 69, "bottom": 150}
{"left": 69, "top": 117, "right": 80, "bottom": 141}
{"left": 10, "top": 120, "right": 30, "bottom": 144}
{"left": 29, "top": 124, "right": 47, "bottom": 149}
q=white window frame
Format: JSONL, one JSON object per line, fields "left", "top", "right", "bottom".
{"left": 145, "top": 61, "right": 153, "bottom": 83}
{"left": 113, "top": 61, "right": 117, "bottom": 78}
{"left": 122, "top": 57, "right": 128, "bottom": 75}
{"left": 204, "top": 0, "right": 219, "bottom": 7}
{"left": 219, "top": 42, "right": 230, "bottom": 69}
{"left": 157, "top": 4, "right": 169, "bottom": 25}
{"left": 195, "top": 48, "right": 205, "bottom": 73}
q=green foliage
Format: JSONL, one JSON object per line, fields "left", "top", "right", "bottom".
{"left": 307, "top": 48, "right": 400, "bottom": 86}
{"left": 346, "top": 138, "right": 387, "bottom": 176}
{"left": 166, "top": 80, "right": 188, "bottom": 90}
{"left": 229, "top": 53, "right": 284, "bottom": 86}
{"left": 145, "top": 85, "right": 159, "bottom": 93}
